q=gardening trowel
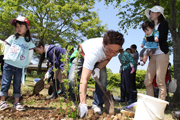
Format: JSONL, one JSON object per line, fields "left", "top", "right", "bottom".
{"left": 92, "top": 71, "right": 115, "bottom": 114}
{"left": 33, "top": 78, "right": 45, "bottom": 95}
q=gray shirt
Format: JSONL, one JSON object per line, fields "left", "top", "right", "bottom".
{"left": 132, "top": 51, "right": 139, "bottom": 70}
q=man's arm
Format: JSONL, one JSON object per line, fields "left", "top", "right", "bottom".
{"left": 79, "top": 59, "right": 110, "bottom": 104}
{"left": 96, "top": 59, "right": 110, "bottom": 69}
{"left": 79, "top": 67, "right": 92, "bottom": 104}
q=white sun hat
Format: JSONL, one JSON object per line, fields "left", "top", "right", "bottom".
{"left": 145, "top": 6, "right": 166, "bottom": 19}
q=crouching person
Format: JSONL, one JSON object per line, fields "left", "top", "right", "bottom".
{"left": 68, "top": 30, "right": 124, "bottom": 118}
{"left": 34, "top": 42, "right": 66, "bottom": 99}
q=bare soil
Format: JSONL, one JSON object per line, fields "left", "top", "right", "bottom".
{"left": 0, "top": 93, "right": 134, "bottom": 120}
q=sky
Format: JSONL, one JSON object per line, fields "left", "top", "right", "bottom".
{"left": 93, "top": 1, "right": 173, "bottom": 73}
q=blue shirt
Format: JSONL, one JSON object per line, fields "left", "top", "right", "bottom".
{"left": 142, "top": 30, "right": 159, "bottom": 48}
{"left": 45, "top": 45, "right": 66, "bottom": 75}
{"left": 4, "top": 35, "right": 35, "bottom": 84}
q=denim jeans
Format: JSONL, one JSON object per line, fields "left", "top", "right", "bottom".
{"left": 0, "top": 63, "right": 22, "bottom": 97}
{"left": 68, "top": 57, "right": 107, "bottom": 108}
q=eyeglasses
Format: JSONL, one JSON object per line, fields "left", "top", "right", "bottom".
{"left": 104, "top": 45, "right": 119, "bottom": 55}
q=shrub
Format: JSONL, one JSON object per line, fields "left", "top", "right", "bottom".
{"left": 135, "top": 70, "right": 146, "bottom": 89}
{"left": 107, "top": 73, "right": 121, "bottom": 88}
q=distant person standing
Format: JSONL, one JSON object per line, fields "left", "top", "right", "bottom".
{"left": 118, "top": 48, "right": 136, "bottom": 104}
{"left": 130, "top": 44, "right": 139, "bottom": 101}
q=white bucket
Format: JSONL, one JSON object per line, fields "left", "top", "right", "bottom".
{"left": 134, "top": 93, "right": 169, "bottom": 120}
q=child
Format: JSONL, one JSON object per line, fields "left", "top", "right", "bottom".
{"left": 139, "top": 21, "right": 159, "bottom": 66}
{"left": 0, "top": 16, "right": 35, "bottom": 111}
{"left": 118, "top": 48, "right": 136, "bottom": 104}
{"left": 34, "top": 42, "right": 66, "bottom": 99}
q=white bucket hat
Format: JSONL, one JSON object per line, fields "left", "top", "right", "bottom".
{"left": 145, "top": 6, "right": 166, "bottom": 19}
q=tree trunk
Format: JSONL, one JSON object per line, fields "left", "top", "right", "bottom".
{"left": 37, "top": 53, "right": 45, "bottom": 74}
{"left": 171, "top": 0, "right": 180, "bottom": 102}
{"left": 172, "top": 32, "right": 180, "bottom": 102}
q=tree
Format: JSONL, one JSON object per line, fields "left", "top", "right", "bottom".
{"left": 0, "top": 0, "right": 107, "bottom": 73}
{"left": 0, "top": 1, "right": 21, "bottom": 40}
{"left": 102, "top": 0, "right": 180, "bottom": 102}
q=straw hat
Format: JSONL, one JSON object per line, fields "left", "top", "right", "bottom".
{"left": 145, "top": 6, "right": 166, "bottom": 19}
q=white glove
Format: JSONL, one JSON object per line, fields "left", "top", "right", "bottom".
{"left": 78, "top": 103, "right": 88, "bottom": 118}
{"left": 45, "top": 72, "right": 51, "bottom": 80}
{"left": 91, "top": 68, "right": 100, "bottom": 79}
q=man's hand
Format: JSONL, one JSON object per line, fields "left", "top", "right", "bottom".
{"left": 78, "top": 103, "right": 88, "bottom": 118}
{"left": 91, "top": 68, "right": 100, "bottom": 79}
{"left": 44, "top": 72, "right": 51, "bottom": 80}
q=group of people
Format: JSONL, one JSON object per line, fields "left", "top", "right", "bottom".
{"left": 0, "top": 5, "right": 169, "bottom": 119}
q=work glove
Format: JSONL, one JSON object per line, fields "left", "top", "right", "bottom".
{"left": 91, "top": 68, "right": 100, "bottom": 79}
{"left": 44, "top": 72, "right": 51, "bottom": 80}
{"left": 78, "top": 103, "right": 88, "bottom": 118}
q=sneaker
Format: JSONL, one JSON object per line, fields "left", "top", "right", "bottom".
{"left": 13, "top": 103, "right": 25, "bottom": 111}
{"left": 92, "top": 104, "right": 102, "bottom": 114}
{"left": 0, "top": 101, "right": 9, "bottom": 111}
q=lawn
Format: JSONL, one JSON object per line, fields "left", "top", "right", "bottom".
{"left": 0, "top": 73, "right": 178, "bottom": 120}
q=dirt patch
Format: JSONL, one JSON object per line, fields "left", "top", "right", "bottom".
{"left": 0, "top": 93, "right": 134, "bottom": 120}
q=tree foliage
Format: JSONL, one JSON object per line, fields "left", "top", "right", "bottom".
{"left": 102, "top": 0, "right": 180, "bottom": 102}
{"left": 0, "top": 0, "right": 107, "bottom": 73}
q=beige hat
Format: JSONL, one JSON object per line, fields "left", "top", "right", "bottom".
{"left": 145, "top": 6, "right": 166, "bottom": 20}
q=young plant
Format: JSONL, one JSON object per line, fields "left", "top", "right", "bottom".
{"left": 59, "top": 45, "right": 81, "bottom": 119}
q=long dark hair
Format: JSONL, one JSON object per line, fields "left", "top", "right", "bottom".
{"left": 157, "top": 14, "right": 165, "bottom": 23}
{"left": 14, "top": 21, "right": 31, "bottom": 42}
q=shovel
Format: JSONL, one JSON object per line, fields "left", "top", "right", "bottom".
{"left": 33, "top": 78, "right": 45, "bottom": 95}
{"left": 92, "top": 72, "right": 114, "bottom": 114}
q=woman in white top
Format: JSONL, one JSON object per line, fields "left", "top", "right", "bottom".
{"left": 144, "top": 6, "right": 169, "bottom": 100}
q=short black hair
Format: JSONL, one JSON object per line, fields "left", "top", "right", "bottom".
{"left": 34, "top": 42, "right": 44, "bottom": 52}
{"left": 142, "top": 21, "right": 154, "bottom": 31}
{"left": 131, "top": 44, "right": 137, "bottom": 49}
{"left": 103, "top": 30, "right": 124, "bottom": 46}
{"left": 125, "top": 48, "right": 132, "bottom": 53}
{"left": 35, "top": 41, "right": 44, "bottom": 48}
